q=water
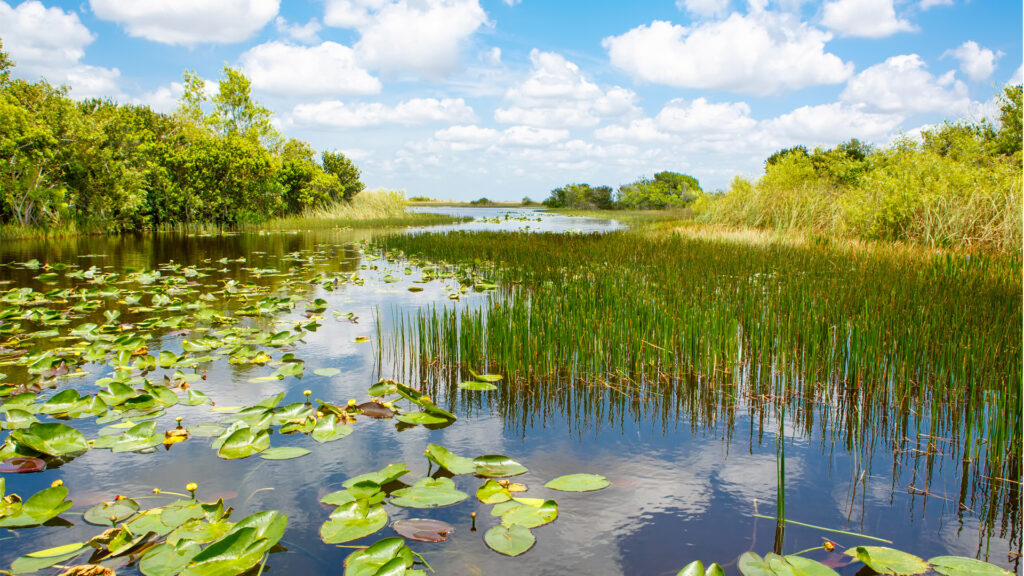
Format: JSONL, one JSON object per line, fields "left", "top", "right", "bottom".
{"left": 0, "top": 210, "right": 1017, "bottom": 575}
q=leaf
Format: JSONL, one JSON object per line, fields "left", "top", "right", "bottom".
{"left": 484, "top": 524, "right": 535, "bottom": 557}
{"left": 473, "top": 454, "right": 528, "bottom": 477}
{"left": 344, "top": 464, "right": 410, "bottom": 488}
{"left": 10, "top": 542, "right": 87, "bottom": 574}
{"left": 739, "top": 552, "right": 840, "bottom": 576}
{"left": 0, "top": 484, "right": 74, "bottom": 527}
{"left": 12, "top": 422, "right": 89, "bottom": 457}
{"left": 929, "top": 556, "right": 1014, "bottom": 576}
{"left": 392, "top": 519, "right": 454, "bottom": 542}
{"left": 544, "top": 473, "right": 610, "bottom": 492}
{"left": 259, "top": 446, "right": 312, "bottom": 460}
{"left": 467, "top": 368, "right": 502, "bottom": 382}
{"left": 312, "top": 416, "right": 353, "bottom": 443}
{"left": 425, "top": 444, "right": 475, "bottom": 475}
{"left": 344, "top": 537, "right": 414, "bottom": 576}
{"left": 216, "top": 427, "right": 270, "bottom": 459}
{"left": 0, "top": 457, "right": 46, "bottom": 473}
{"left": 139, "top": 541, "right": 202, "bottom": 576}
{"left": 457, "top": 381, "right": 497, "bottom": 391}
{"left": 84, "top": 498, "right": 140, "bottom": 525}
{"left": 111, "top": 421, "right": 164, "bottom": 453}
{"left": 314, "top": 367, "right": 341, "bottom": 377}
{"left": 395, "top": 412, "right": 447, "bottom": 425}
{"left": 322, "top": 481, "right": 386, "bottom": 507}
{"left": 497, "top": 499, "right": 558, "bottom": 529}
{"left": 845, "top": 547, "right": 930, "bottom": 575}
{"left": 389, "top": 477, "right": 468, "bottom": 509}
{"left": 476, "top": 479, "right": 512, "bottom": 504}
{"left": 321, "top": 502, "right": 388, "bottom": 544}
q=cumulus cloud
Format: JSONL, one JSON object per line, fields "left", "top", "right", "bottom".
{"left": 494, "top": 50, "right": 639, "bottom": 128}
{"left": 603, "top": 12, "right": 852, "bottom": 94}
{"left": 841, "top": 54, "right": 971, "bottom": 115}
{"left": 763, "top": 103, "right": 905, "bottom": 147}
{"left": 324, "top": 0, "right": 488, "bottom": 80}
{"left": 821, "top": 0, "right": 915, "bottom": 38}
{"left": 434, "top": 124, "right": 569, "bottom": 149}
{"left": 89, "top": 0, "right": 279, "bottom": 45}
{"left": 942, "top": 41, "right": 1003, "bottom": 82}
{"left": 275, "top": 16, "right": 322, "bottom": 44}
{"left": 1011, "top": 65, "right": 1023, "bottom": 85}
{"left": 290, "top": 97, "right": 476, "bottom": 128}
{"left": 656, "top": 97, "right": 757, "bottom": 135}
{"left": 920, "top": 0, "right": 952, "bottom": 9}
{"left": 0, "top": 1, "right": 120, "bottom": 98}
{"left": 240, "top": 41, "right": 381, "bottom": 97}
{"left": 594, "top": 119, "right": 670, "bottom": 143}
{"left": 676, "top": 0, "right": 731, "bottom": 18}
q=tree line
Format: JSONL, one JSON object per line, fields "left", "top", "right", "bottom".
{"left": 542, "top": 171, "right": 703, "bottom": 210}
{"left": 0, "top": 40, "right": 363, "bottom": 232}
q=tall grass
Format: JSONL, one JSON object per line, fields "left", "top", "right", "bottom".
{"left": 258, "top": 189, "right": 463, "bottom": 230}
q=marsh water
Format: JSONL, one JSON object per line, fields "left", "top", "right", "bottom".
{"left": 0, "top": 208, "right": 1018, "bottom": 575}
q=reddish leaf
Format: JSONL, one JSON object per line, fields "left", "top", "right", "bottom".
{"left": 392, "top": 519, "right": 454, "bottom": 542}
{"left": 0, "top": 457, "right": 47, "bottom": 473}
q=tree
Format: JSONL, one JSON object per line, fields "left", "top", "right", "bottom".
{"left": 765, "top": 145, "right": 809, "bottom": 167}
{"left": 322, "top": 150, "right": 364, "bottom": 202}
{"left": 994, "top": 84, "right": 1022, "bottom": 157}
{"left": 617, "top": 171, "right": 701, "bottom": 209}
{"left": 543, "top": 183, "right": 614, "bottom": 209}
{"left": 0, "top": 39, "right": 13, "bottom": 87}
{"left": 211, "top": 67, "right": 279, "bottom": 148}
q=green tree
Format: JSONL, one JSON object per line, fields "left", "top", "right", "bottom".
{"left": 322, "top": 150, "right": 364, "bottom": 202}
{"left": 617, "top": 171, "right": 701, "bottom": 209}
{"left": 543, "top": 183, "right": 614, "bottom": 209}
{"left": 0, "top": 39, "right": 13, "bottom": 87}
{"left": 994, "top": 84, "right": 1022, "bottom": 157}
{"left": 212, "top": 67, "right": 279, "bottom": 149}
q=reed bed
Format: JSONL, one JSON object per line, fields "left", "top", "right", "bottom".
{"left": 375, "top": 228, "right": 1022, "bottom": 549}
{"left": 257, "top": 190, "right": 466, "bottom": 230}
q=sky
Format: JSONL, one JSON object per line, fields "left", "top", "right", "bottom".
{"left": 0, "top": 0, "right": 1020, "bottom": 201}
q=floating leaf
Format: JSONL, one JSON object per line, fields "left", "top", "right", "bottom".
{"left": 484, "top": 524, "right": 535, "bottom": 557}
{"left": 739, "top": 552, "right": 841, "bottom": 576}
{"left": 84, "top": 497, "right": 140, "bottom": 526}
{"left": 845, "top": 547, "right": 929, "bottom": 576}
{"left": 678, "top": 560, "right": 727, "bottom": 576}
{"left": 322, "top": 481, "right": 386, "bottom": 507}
{"left": 111, "top": 421, "right": 164, "bottom": 453}
{"left": 314, "top": 367, "right": 340, "bottom": 377}
{"left": 457, "top": 381, "right": 497, "bottom": 391}
{"left": 395, "top": 412, "right": 447, "bottom": 425}
{"left": 425, "top": 444, "right": 475, "bottom": 475}
{"left": 929, "top": 557, "right": 1014, "bottom": 576}
{"left": 0, "top": 483, "right": 74, "bottom": 528}
{"left": 321, "top": 501, "right": 388, "bottom": 544}
{"left": 312, "top": 416, "right": 353, "bottom": 443}
{"left": 12, "top": 422, "right": 89, "bottom": 457}
{"left": 356, "top": 401, "right": 395, "bottom": 419}
{"left": 390, "top": 477, "right": 468, "bottom": 509}
{"left": 259, "top": 447, "right": 311, "bottom": 460}
{"left": 139, "top": 540, "right": 202, "bottom": 576}
{"left": 178, "top": 510, "right": 287, "bottom": 576}
{"left": 496, "top": 498, "right": 557, "bottom": 529}
{"left": 344, "top": 464, "right": 410, "bottom": 488}
{"left": 216, "top": 427, "right": 270, "bottom": 459}
{"left": 544, "top": 473, "right": 610, "bottom": 492}
{"left": 343, "top": 537, "right": 415, "bottom": 576}
{"left": 10, "top": 542, "right": 87, "bottom": 574}
{"left": 477, "top": 479, "right": 512, "bottom": 504}
{"left": 0, "top": 457, "right": 46, "bottom": 473}
{"left": 473, "top": 454, "right": 528, "bottom": 477}
{"left": 467, "top": 368, "right": 502, "bottom": 383}
{"left": 392, "top": 519, "right": 454, "bottom": 542}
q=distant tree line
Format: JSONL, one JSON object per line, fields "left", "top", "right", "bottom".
{"left": 0, "top": 39, "right": 363, "bottom": 231}
{"left": 542, "top": 171, "right": 703, "bottom": 210}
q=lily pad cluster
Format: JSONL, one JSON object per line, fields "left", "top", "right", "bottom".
{"left": 5, "top": 483, "right": 287, "bottom": 576}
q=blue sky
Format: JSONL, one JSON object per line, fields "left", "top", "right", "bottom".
{"left": 0, "top": 0, "right": 1020, "bottom": 200}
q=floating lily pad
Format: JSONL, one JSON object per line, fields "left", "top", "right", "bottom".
{"left": 740, "top": 552, "right": 841, "bottom": 576}
{"left": 496, "top": 498, "right": 557, "bottom": 529}
{"left": 321, "top": 502, "right": 388, "bottom": 544}
{"left": 12, "top": 422, "right": 89, "bottom": 457}
{"left": 9, "top": 542, "right": 87, "bottom": 574}
{"left": 390, "top": 477, "right": 468, "bottom": 509}
{"left": 484, "top": 524, "right": 535, "bottom": 557}
{"left": 356, "top": 402, "right": 395, "bottom": 418}
{"left": 84, "top": 497, "right": 140, "bottom": 525}
{"left": 344, "top": 464, "right": 410, "bottom": 488}
{"left": 468, "top": 368, "right": 502, "bottom": 383}
{"left": 545, "top": 473, "right": 610, "bottom": 492}
{"left": 139, "top": 540, "right": 202, "bottom": 576}
{"left": 425, "top": 444, "right": 475, "bottom": 475}
{"left": 473, "top": 454, "right": 528, "bottom": 477}
{"left": 477, "top": 479, "right": 512, "bottom": 504}
{"left": 0, "top": 456, "right": 46, "bottom": 473}
{"left": 929, "top": 556, "right": 1014, "bottom": 576}
{"left": 259, "top": 446, "right": 311, "bottom": 460}
{"left": 678, "top": 560, "right": 726, "bottom": 576}
{"left": 845, "top": 547, "right": 929, "bottom": 575}
{"left": 343, "top": 537, "right": 416, "bottom": 576}
{"left": 314, "top": 367, "right": 340, "bottom": 377}
{"left": 178, "top": 510, "right": 288, "bottom": 576}
{"left": 457, "top": 381, "right": 498, "bottom": 391}
{"left": 392, "top": 518, "right": 454, "bottom": 542}
{"left": 216, "top": 427, "right": 270, "bottom": 459}
{"left": 395, "top": 412, "right": 448, "bottom": 425}
{"left": 322, "top": 481, "right": 386, "bottom": 507}
{"left": 111, "top": 421, "right": 165, "bottom": 453}
{"left": 0, "top": 481, "right": 74, "bottom": 528}
{"left": 311, "top": 416, "right": 352, "bottom": 443}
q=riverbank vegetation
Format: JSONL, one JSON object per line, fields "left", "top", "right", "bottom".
{"left": 0, "top": 42, "right": 390, "bottom": 239}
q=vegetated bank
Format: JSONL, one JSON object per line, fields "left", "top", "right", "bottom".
{"left": 0, "top": 41, "right": 454, "bottom": 241}
{"left": 540, "top": 85, "right": 1022, "bottom": 255}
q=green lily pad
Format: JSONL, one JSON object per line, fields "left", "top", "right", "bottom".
{"left": 390, "top": 477, "right": 468, "bottom": 509}
{"left": 260, "top": 446, "right": 312, "bottom": 460}
{"left": 496, "top": 498, "right": 558, "bottom": 528}
{"left": 344, "top": 537, "right": 416, "bottom": 576}
{"left": 314, "top": 367, "right": 340, "bottom": 377}
{"left": 929, "top": 556, "right": 1014, "bottom": 576}
{"left": 395, "top": 412, "right": 448, "bottom": 425}
{"left": 544, "top": 473, "right": 610, "bottom": 492}
{"left": 468, "top": 368, "right": 502, "bottom": 382}
{"left": 84, "top": 497, "right": 140, "bottom": 525}
{"left": 111, "top": 421, "right": 165, "bottom": 453}
{"left": 457, "top": 381, "right": 498, "bottom": 391}
{"left": 140, "top": 540, "right": 202, "bottom": 576}
{"left": 322, "top": 481, "right": 386, "bottom": 507}
{"left": 474, "top": 454, "right": 528, "bottom": 477}
{"left": 344, "top": 464, "right": 410, "bottom": 488}
{"left": 216, "top": 426, "right": 270, "bottom": 459}
{"left": 0, "top": 481, "right": 74, "bottom": 528}
{"left": 477, "top": 479, "right": 512, "bottom": 504}
{"left": 311, "top": 416, "right": 353, "bottom": 443}
{"left": 178, "top": 510, "right": 287, "bottom": 576}
{"left": 739, "top": 552, "right": 841, "bottom": 576}
{"left": 425, "top": 444, "right": 476, "bottom": 475}
{"left": 321, "top": 501, "right": 388, "bottom": 544}
{"left": 484, "top": 524, "right": 535, "bottom": 557}
{"left": 10, "top": 542, "right": 87, "bottom": 574}
{"left": 12, "top": 422, "right": 89, "bottom": 457}
{"left": 845, "top": 547, "right": 929, "bottom": 575}
{"left": 678, "top": 560, "right": 726, "bottom": 576}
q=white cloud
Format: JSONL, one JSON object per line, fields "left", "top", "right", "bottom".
{"left": 133, "top": 82, "right": 183, "bottom": 114}
{"left": 676, "top": 0, "right": 730, "bottom": 18}
{"left": 841, "top": 54, "right": 971, "bottom": 115}
{"left": 594, "top": 119, "right": 670, "bottom": 143}
{"left": 1011, "top": 65, "right": 1023, "bottom": 85}
{"left": 494, "top": 50, "right": 639, "bottom": 128}
{"left": 765, "top": 102, "right": 904, "bottom": 145}
{"left": 0, "top": 1, "right": 120, "bottom": 98}
{"left": 656, "top": 97, "right": 757, "bottom": 135}
{"left": 324, "top": 0, "right": 488, "bottom": 80}
{"left": 821, "top": 0, "right": 915, "bottom": 38}
{"left": 240, "top": 41, "right": 381, "bottom": 97}
{"left": 920, "top": 0, "right": 952, "bottom": 9}
{"left": 290, "top": 97, "right": 475, "bottom": 128}
{"left": 89, "top": 0, "right": 279, "bottom": 45}
{"left": 433, "top": 124, "right": 569, "bottom": 149}
{"left": 603, "top": 12, "right": 852, "bottom": 95}
{"left": 942, "top": 41, "right": 1003, "bottom": 82}
{"left": 275, "top": 16, "right": 322, "bottom": 44}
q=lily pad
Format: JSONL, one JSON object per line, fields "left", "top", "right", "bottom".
{"left": 344, "top": 464, "right": 410, "bottom": 488}
{"left": 321, "top": 501, "right": 388, "bottom": 544}
{"left": 12, "top": 422, "right": 89, "bottom": 457}
{"left": 395, "top": 412, "right": 448, "bottom": 425}
{"left": 845, "top": 547, "right": 929, "bottom": 575}
{"left": 484, "top": 524, "right": 535, "bottom": 557}
{"left": 259, "top": 446, "right": 311, "bottom": 460}
{"left": 344, "top": 537, "right": 416, "bottom": 576}
{"left": 468, "top": 368, "right": 502, "bottom": 383}
{"left": 311, "top": 416, "right": 353, "bottom": 443}
{"left": 178, "top": 510, "right": 287, "bottom": 576}
{"left": 544, "top": 473, "right": 610, "bottom": 492}
{"left": 929, "top": 556, "right": 1014, "bottom": 576}
{"left": 216, "top": 427, "right": 270, "bottom": 459}
{"left": 678, "top": 560, "right": 727, "bottom": 576}
{"left": 496, "top": 498, "right": 558, "bottom": 529}
{"left": 457, "top": 381, "right": 498, "bottom": 391}
{"left": 390, "top": 477, "right": 468, "bottom": 509}
{"left": 392, "top": 518, "right": 454, "bottom": 542}
{"left": 0, "top": 456, "right": 46, "bottom": 473}
{"left": 477, "top": 479, "right": 512, "bottom": 504}
{"left": 111, "top": 421, "right": 165, "bottom": 453}
{"left": 0, "top": 481, "right": 74, "bottom": 528}
{"left": 474, "top": 454, "right": 528, "bottom": 477}
{"left": 314, "top": 367, "right": 341, "bottom": 377}
{"left": 84, "top": 497, "right": 140, "bottom": 526}
{"left": 425, "top": 444, "right": 476, "bottom": 475}
{"left": 356, "top": 401, "right": 395, "bottom": 419}
{"left": 739, "top": 552, "right": 841, "bottom": 576}
{"left": 140, "top": 540, "right": 202, "bottom": 576}
{"left": 9, "top": 542, "right": 87, "bottom": 574}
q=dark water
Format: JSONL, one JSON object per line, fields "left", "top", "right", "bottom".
{"left": 0, "top": 211, "right": 1017, "bottom": 575}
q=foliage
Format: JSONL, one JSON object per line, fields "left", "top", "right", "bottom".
{"left": 617, "top": 171, "right": 702, "bottom": 209}
{"left": 0, "top": 45, "right": 367, "bottom": 232}
{"left": 542, "top": 183, "right": 614, "bottom": 209}
{"left": 697, "top": 103, "right": 1023, "bottom": 253}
